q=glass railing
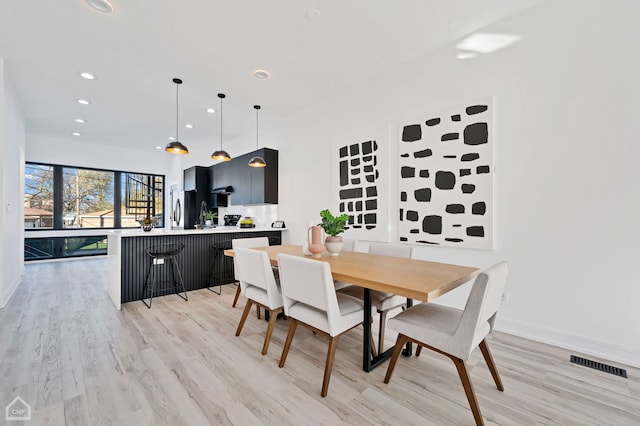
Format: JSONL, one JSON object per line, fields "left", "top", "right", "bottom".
{"left": 25, "top": 236, "right": 108, "bottom": 261}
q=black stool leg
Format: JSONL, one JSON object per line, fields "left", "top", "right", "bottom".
{"left": 141, "top": 258, "right": 156, "bottom": 309}
{"left": 207, "top": 245, "right": 223, "bottom": 295}
{"left": 171, "top": 256, "right": 188, "bottom": 301}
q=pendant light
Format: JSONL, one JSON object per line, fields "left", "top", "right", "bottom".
{"left": 211, "top": 93, "right": 231, "bottom": 161}
{"left": 164, "top": 78, "right": 189, "bottom": 155}
{"left": 248, "top": 105, "right": 266, "bottom": 168}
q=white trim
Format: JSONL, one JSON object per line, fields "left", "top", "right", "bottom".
{"left": 0, "top": 274, "right": 23, "bottom": 309}
{"left": 496, "top": 317, "right": 640, "bottom": 369}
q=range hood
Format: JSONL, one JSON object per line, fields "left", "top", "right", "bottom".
{"left": 211, "top": 186, "right": 233, "bottom": 194}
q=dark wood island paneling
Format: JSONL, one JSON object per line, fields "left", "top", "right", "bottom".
{"left": 119, "top": 230, "right": 281, "bottom": 304}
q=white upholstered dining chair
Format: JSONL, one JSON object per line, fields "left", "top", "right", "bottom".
{"left": 337, "top": 243, "right": 414, "bottom": 355}
{"left": 333, "top": 238, "right": 358, "bottom": 290}
{"left": 234, "top": 247, "right": 283, "bottom": 355}
{"left": 276, "top": 253, "right": 365, "bottom": 397}
{"left": 383, "top": 261, "right": 509, "bottom": 426}
{"left": 232, "top": 237, "right": 270, "bottom": 318}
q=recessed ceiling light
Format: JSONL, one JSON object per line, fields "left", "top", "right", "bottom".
{"left": 155, "top": 146, "right": 162, "bottom": 150}
{"left": 253, "top": 69, "right": 271, "bottom": 80}
{"left": 457, "top": 52, "right": 478, "bottom": 60}
{"left": 185, "top": 124, "right": 193, "bottom": 129}
{"left": 456, "top": 33, "right": 522, "bottom": 54}
{"left": 72, "top": 132, "right": 82, "bottom": 136}
{"left": 168, "top": 136, "right": 176, "bottom": 141}
{"left": 74, "top": 118, "right": 86, "bottom": 123}
{"left": 305, "top": 8, "right": 321, "bottom": 23}
{"left": 80, "top": 72, "right": 96, "bottom": 80}
{"left": 84, "top": 0, "right": 114, "bottom": 14}
{"left": 77, "top": 99, "right": 90, "bottom": 105}
{"left": 205, "top": 108, "right": 215, "bottom": 114}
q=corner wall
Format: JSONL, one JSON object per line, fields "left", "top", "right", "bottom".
{"left": 268, "top": 0, "right": 640, "bottom": 366}
{"left": 0, "top": 59, "right": 27, "bottom": 308}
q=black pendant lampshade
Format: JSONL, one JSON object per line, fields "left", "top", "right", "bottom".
{"left": 211, "top": 93, "right": 231, "bottom": 161}
{"left": 164, "top": 78, "right": 189, "bottom": 155}
{"left": 248, "top": 105, "right": 266, "bottom": 167}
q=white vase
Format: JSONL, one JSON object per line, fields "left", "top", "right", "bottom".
{"left": 205, "top": 220, "right": 213, "bottom": 226}
{"left": 325, "top": 236, "right": 343, "bottom": 256}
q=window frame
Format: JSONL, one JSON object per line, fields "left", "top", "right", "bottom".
{"left": 24, "top": 161, "right": 165, "bottom": 231}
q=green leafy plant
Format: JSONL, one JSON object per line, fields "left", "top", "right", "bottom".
{"left": 318, "top": 209, "right": 350, "bottom": 237}
{"left": 204, "top": 210, "right": 217, "bottom": 221}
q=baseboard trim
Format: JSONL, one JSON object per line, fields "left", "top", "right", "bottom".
{"left": 496, "top": 317, "right": 640, "bottom": 369}
{"left": 0, "top": 274, "right": 23, "bottom": 309}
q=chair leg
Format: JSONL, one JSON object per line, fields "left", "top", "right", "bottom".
{"left": 479, "top": 339, "right": 504, "bottom": 391}
{"left": 452, "top": 357, "right": 484, "bottom": 426}
{"left": 383, "top": 334, "right": 410, "bottom": 384}
{"left": 261, "top": 308, "right": 279, "bottom": 355}
{"left": 279, "top": 319, "right": 298, "bottom": 368}
{"left": 256, "top": 305, "right": 261, "bottom": 320}
{"left": 415, "top": 346, "right": 422, "bottom": 357}
{"left": 321, "top": 335, "right": 340, "bottom": 397}
{"left": 378, "top": 309, "right": 387, "bottom": 354}
{"left": 232, "top": 285, "right": 241, "bottom": 307}
{"left": 235, "top": 299, "right": 254, "bottom": 336}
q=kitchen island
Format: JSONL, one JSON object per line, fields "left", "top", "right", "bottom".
{"left": 107, "top": 227, "right": 285, "bottom": 309}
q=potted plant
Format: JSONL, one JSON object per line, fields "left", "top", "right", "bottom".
{"left": 318, "top": 209, "right": 350, "bottom": 256}
{"left": 204, "top": 210, "right": 217, "bottom": 227}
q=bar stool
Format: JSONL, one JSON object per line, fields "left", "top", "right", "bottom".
{"left": 207, "top": 240, "right": 234, "bottom": 295}
{"left": 141, "top": 242, "right": 188, "bottom": 308}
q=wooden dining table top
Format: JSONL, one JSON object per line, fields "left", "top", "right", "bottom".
{"left": 224, "top": 244, "right": 479, "bottom": 302}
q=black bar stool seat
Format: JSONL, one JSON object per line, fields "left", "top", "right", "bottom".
{"left": 141, "top": 242, "right": 188, "bottom": 308}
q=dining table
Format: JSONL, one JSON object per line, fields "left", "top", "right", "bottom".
{"left": 224, "top": 244, "right": 479, "bottom": 372}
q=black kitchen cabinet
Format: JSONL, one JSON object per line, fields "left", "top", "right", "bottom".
{"left": 209, "top": 161, "right": 231, "bottom": 207}
{"left": 183, "top": 166, "right": 209, "bottom": 229}
{"left": 184, "top": 165, "right": 208, "bottom": 192}
{"left": 209, "top": 148, "right": 278, "bottom": 205}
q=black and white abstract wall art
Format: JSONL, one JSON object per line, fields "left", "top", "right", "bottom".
{"left": 398, "top": 98, "right": 493, "bottom": 249}
{"left": 332, "top": 127, "right": 389, "bottom": 242}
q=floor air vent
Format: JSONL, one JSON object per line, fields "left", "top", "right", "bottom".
{"left": 570, "top": 355, "right": 627, "bottom": 378}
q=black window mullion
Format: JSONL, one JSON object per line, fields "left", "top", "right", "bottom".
{"left": 53, "top": 166, "right": 64, "bottom": 229}
{"left": 114, "top": 171, "right": 122, "bottom": 228}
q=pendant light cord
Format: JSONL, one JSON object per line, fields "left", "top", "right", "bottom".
{"left": 175, "top": 82, "right": 179, "bottom": 141}
{"left": 220, "top": 95, "right": 223, "bottom": 150}
{"left": 256, "top": 107, "right": 259, "bottom": 149}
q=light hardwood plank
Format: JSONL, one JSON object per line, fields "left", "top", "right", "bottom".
{"left": 0, "top": 258, "right": 638, "bottom": 426}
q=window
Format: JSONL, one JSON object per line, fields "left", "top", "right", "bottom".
{"left": 121, "top": 173, "right": 164, "bottom": 228}
{"left": 24, "top": 164, "right": 54, "bottom": 229}
{"left": 24, "top": 162, "right": 164, "bottom": 231}
{"left": 62, "top": 167, "right": 115, "bottom": 228}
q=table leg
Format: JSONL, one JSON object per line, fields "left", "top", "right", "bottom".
{"left": 363, "top": 288, "right": 372, "bottom": 371}
{"left": 402, "top": 298, "right": 413, "bottom": 356}
{"left": 363, "top": 288, "right": 398, "bottom": 372}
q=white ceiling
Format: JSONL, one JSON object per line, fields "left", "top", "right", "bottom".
{"left": 0, "top": 0, "right": 540, "bottom": 154}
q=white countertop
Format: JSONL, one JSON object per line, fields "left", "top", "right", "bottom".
{"left": 114, "top": 226, "right": 287, "bottom": 237}
{"left": 27, "top": 226, "right": 287, "bottom": 238}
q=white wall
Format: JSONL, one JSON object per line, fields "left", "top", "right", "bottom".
{"left": 0, "top": 60, "right": 27, "bottom": 308}
{"left": 265, "top": 0, "right": 640, "bottom": 366}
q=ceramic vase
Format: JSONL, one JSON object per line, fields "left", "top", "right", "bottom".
{"left": 325, "top": 236, "right": 343, "bottom": 256}
{"left": 307, "top": 225, "right": 324, "bottom": 258}
{"left": 141, "top": 212, "right": 154, "bottom": 232}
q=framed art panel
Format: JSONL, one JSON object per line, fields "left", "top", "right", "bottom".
{"left": 397, "top": 98, "right": 493, "bottom": 249}
{"left": 332, "top": 127, "right": 389, "bottom": 242}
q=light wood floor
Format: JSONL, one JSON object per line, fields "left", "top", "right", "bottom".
{"left": 1, "top": 258, "right": 638, "bottom": 425}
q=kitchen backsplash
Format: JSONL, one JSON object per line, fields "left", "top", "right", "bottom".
{"left": 217, "top": 205, "right": 280, "bottom": 227}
